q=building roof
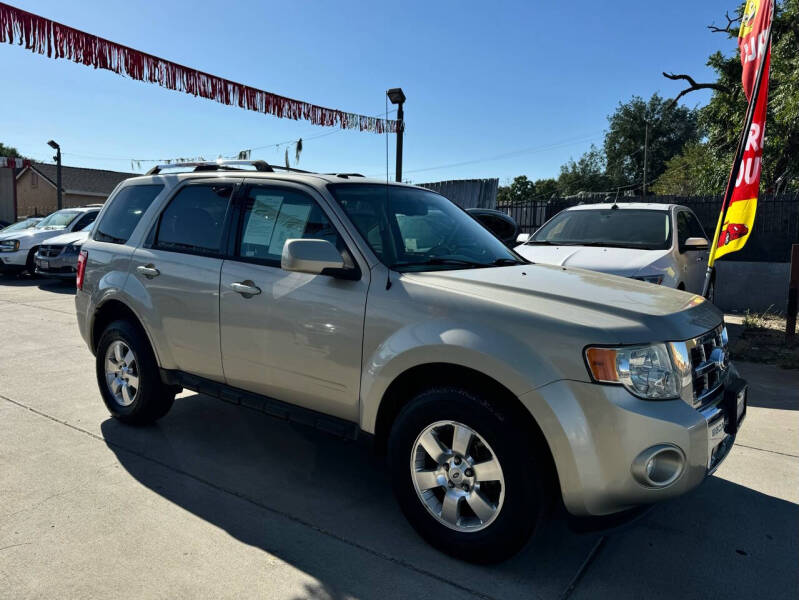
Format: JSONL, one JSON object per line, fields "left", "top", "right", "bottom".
{"left": 20, "top": 162, "right": 136, "bottom": 196}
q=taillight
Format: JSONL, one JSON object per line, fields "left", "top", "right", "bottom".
{"left": 76, "top": 250, "right": 88, "bottom": 290}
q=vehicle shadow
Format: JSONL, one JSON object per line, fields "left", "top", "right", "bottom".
{"left": 0, "top": 274, "right": 75, "bottom": 294}
{"left": 100, "top": 393, "right": 798, "bottom": 599}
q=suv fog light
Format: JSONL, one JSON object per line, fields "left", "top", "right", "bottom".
{"left": 632, "top": 444, "right": 685, "bottom": 488}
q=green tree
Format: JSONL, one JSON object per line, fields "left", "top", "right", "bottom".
{"left": 603, "top": 93, "right": 701, "bottom": 192}
{"left": 651, "top": 143, "right": 724, "bottom": 195}
{"left": 662, "top": 0, "right": 799, "bottom": 193}
{"left": 533, "top": 178, "right": 559, "bottom": 198}
{"left": 497, "top": 175, "right": 537, "bottom": 204}
{"left": 0, "top": 142, "right": 23, "bottom": 158}
{"left": 557, "top": 145, "right": 611, "bottom": 195}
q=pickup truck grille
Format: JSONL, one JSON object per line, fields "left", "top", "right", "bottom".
{"left": 687, "top": 326, "right": 728, "bottom": 409}
{"left": 38, "top": 245, "right": 63, "bottom": 258}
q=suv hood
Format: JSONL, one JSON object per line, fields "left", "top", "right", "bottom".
{"left": 514, "top": 244, "right": 669, "bottom": 277}
{"left": 39, "top": 230, "right": 90, "bottom": 247}
{"left": 0, "top": 227, "right": 69, "bottom": 244}
{"left": 406, "top": 263, "right": 721, "bottom": 344}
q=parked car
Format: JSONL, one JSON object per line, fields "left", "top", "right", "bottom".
{"left": 514, "top": 203, "right": 713, "bottom": 297}
{"left": 0, "top": 207, "right": 101, "bottom": 276}
{"left": 0, "top": 217, "right": 42, "bottom": 233}
{"left": 719, "top": 222, "right": 749, "bottom": 247}
{"left": 467, "top": 208, "right": 520, "bottom": 247}
{"left": 34, "top": 222, "right": 94, "bottom": 279}
{"left": 75, "top": 162, "right": 746, "bottom": 563}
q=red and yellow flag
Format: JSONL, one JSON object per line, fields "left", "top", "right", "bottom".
{"left": 712, "top": 0, "right": 774, "bottom": 260}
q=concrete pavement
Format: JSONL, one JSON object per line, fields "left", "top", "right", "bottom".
{"left": 1, "top": 277, "right": 797, "bottom": 599}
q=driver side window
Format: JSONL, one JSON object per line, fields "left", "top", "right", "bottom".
{"left": 236, "top": 186, "right": 345, "bottom": 267}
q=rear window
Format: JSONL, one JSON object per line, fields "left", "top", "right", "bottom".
{"left": 154, "top": 184, "right": 233, "bottom": 255}
{"left": 95, "top": 184, "right": 164, "bottom": 244}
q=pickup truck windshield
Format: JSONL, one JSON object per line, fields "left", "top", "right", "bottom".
{"left": 530, "top": 208, "right": 672, "bottom": 250}
{"left": 328, "top": 184, "right": 522, "bottom": 271}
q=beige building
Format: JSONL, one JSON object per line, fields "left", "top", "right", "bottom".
{"left": 12, "top": 163, "right": 135, "bottom": 218}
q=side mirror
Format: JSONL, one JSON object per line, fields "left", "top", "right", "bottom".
{"left": 281, "top": 238, "right": 351, "bottom": 277}
{"left": 684, "top": 237, "right": 709, "bottom": 250}
{"left": 516, "top": 233, "right": 531, "bottom": 244}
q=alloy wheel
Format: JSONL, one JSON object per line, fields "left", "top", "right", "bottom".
{"left": 410, "top": 420, "right": 505, "bottom": 532}
{"left": 104, "top": 340, "right": 140, "bottom": 407}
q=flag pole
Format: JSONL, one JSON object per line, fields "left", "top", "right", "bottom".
{"left": 702, "top": 21, "right": 773, "bottom": 298}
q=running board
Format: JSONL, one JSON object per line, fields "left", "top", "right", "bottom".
{"left": 160, "top": 369, "right": 361, "bottom": 440}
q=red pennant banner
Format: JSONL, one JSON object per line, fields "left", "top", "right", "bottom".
{"left": 0, "top": 2, "right": 398, "bottom": 134}
{"left": 0, "top": 157, "right": 31, "bottom": 168}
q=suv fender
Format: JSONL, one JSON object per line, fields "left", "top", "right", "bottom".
{"left": 359, "top": 319, "right": 562, "bottom": 435}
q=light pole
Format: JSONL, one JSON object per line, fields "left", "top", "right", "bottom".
{"left": 642, "top": 119, "right": 649, "bottom": 198}
{"left": 387, "top": 88, "right": 405, "bottom": 182}
{"left": 47, "top": 140, "right": 62, "bottom": 210}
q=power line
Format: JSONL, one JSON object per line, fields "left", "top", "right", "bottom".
{"left": 379, "top": 133, "right": 603, "bottom": 180}
{"left": 62, "top": 108, "right": 398, "bottom": 165}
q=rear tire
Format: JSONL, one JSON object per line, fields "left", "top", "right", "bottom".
{"left": 388, "top": 386, "right": 548, "bottom": 563}
{"left": 96, "top": 319, "right": 175, "bottom": 425}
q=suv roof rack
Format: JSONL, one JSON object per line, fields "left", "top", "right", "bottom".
{"left": 145, "top": 159, "right": 315, "bottom": 176}
{"left": 327, "top": 173, "right": 365, "bottom": 179}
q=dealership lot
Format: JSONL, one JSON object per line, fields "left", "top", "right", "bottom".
{"left": 1, "top": 278, "right": 797, "bottom": 600}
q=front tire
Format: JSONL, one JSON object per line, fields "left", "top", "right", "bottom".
{"left": 388, "top": 386, "right": 548, "bottom": 563}
{"left": 96, "top": 319, "right": 175, "bottom": 425}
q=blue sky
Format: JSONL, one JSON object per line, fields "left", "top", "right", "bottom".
{"left": 0, "top": 0, "right": 740, "bottom": 184}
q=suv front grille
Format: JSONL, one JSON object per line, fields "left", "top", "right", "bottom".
{"left": 38, "top": 245, "right": 63, "bottom": 258}
{"left": 686, "top": 326, "right": 728, "bottom": 408}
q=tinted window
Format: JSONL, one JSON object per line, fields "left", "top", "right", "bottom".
{"left": 532, "top": 209, "right": 671, "bottom": 250}
{"left": 155, "top": 184, "right": 233, "bottom": 254}
{"left": 96, "top": 184, "right": 164, "bottom": 244}
{"left": 72, "top": 211, "right": 98, "bottom": 231}
{"left": 237, "top": 186, "right": 343, "bottom": 264}
{"left": 677, "top": 210, "right": 707, "bottom": 249}
{"left": 474, "top": 213, "right": 516, "bottom": 242}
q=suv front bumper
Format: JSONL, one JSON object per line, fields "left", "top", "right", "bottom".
{"left": 520, "top": 373, "right": 745, "bottom": 517}
{"left": 0, "top": 249, "right": 28, "bottom": 270}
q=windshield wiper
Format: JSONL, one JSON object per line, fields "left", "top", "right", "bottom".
{"left": 390, "top": 257, "right": 523, "bottom": 270}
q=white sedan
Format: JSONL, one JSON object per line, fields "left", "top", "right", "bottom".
{"left": 514, "top": 203, "right": 713, "bottom": 296}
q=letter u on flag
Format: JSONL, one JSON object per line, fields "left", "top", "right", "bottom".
{"left": 712, "top": 0, "right": 774, "bottom": 261}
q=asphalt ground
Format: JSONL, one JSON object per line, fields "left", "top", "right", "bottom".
{"left": 1, "top": 277, "right": 797, "bottom": 600}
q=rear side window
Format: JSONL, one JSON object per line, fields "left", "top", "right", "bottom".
{"left": 95, "top": 184, "right": 164, "bottom": 244}
{"left": 154, "top": 184, "right": 233, "bottom": 255}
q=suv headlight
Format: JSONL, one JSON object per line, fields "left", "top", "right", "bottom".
{"left": 0, "top": 239, "right": 20, "bottom": 252}
{"left": 585, "top": 343, "right": 680, "bottom": 399}
{"left": 65, "top": 244, "right": 80, "bottom": 254}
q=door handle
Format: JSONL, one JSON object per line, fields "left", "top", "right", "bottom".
{"left": 230, "top": 281, "right": 261, "bottom": 297}
{"left": 136, "top": 264, "right": 160, "bottom": 279}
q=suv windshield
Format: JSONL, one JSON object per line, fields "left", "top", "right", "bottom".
{"left": 329, "top": 184, "right": 523, "bottom": 271}
{"left": 35, "top": 210, "right": 80, "bottom": 230}
{"left": 530, "top": 208, "right": 672, "bottom": 250}
{"left": 0, "top": 218, "right": 39, "bottom": 233}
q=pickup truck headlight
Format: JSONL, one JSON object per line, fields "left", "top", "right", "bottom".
{"left": 0, "top": 239, "right": 20, "bottom": 252}
{"left": 585, "top": 343, "right": 679, "bottom": 399}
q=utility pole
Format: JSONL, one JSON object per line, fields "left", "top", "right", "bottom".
{"left": 387, "top": 88, "right": 405, "bottom": 183}
{"left": 48, "top": 140, "right": 62, "bottom": 210}
{"left": 642, "top": 120, "right": 649, "bottom": 197}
